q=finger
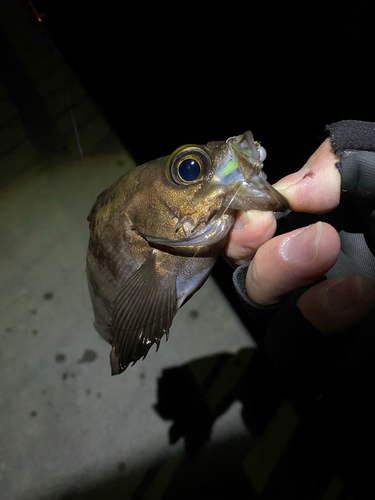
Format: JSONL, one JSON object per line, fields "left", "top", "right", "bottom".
{"left": 224, "top": 209, "right": 276, "bottom": 267}
{"left": 273, "top": 138, "right": 341, "bottom": 213}
{"left": 297, "top": 274, "right": 375, "bottom": 334}
{"left": 246, "top": 221, "right": 341, "bottom": 305}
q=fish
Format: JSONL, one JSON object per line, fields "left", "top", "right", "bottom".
{"left": 86, "top": 130, "right": 289, "bottom": 375}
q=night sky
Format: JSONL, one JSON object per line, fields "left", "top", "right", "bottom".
{"left": 33, "top": 0, "right": 373, "bottom": 177}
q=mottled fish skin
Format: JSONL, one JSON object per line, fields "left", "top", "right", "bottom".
{"left": 86, "top": 131, "right": 289, "bottom": 374}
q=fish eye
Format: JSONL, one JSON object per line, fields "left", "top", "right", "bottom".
{"left": 177, "top": 156, "right": 202, "bottom": 182}
{"left": 168, "top": 146, "right": 211, "bottom": 185}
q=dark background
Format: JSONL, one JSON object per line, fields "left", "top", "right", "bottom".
{"left": 34, "top": 0, "right": 373, "bottom": 181}
{"left": 33, "top": 0, "right": 374, "bottom": 330}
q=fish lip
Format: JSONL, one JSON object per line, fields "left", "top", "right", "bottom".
{"left": 222, "top": 177, "right": 289, "bottom": 213}
{"left": 216, "top": 131, "right": 289, "bottom": 212}
{"left": 244, "top": 180, "right": 289, "bottom": 212}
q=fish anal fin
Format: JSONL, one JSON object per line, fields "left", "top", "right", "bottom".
{"left": 109, "top": 252, "right": 177, "bottom": 375}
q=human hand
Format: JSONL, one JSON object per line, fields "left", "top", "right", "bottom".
{"left": 244, "top": 138, "right": 374, "bottom": 330}
{"left": 224, "top": 137, "right": 341, "bottom": 268}
{"left": 227, "top": 121, "right": 375, "bottom": 383}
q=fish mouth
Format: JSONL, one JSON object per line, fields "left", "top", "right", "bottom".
{"left": 215, "top": 130, "right": 289, "bottom": 213}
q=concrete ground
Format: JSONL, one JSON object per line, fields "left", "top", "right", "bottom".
{"left": 0, "top": 152, "right": 254, "bottom": 500}
{"left": 0, "top": 5, "right": 254, "bottom": 499}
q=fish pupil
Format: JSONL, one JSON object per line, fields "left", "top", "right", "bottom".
{"left": 178, "top": 158, "right": 201, "bottom": 182}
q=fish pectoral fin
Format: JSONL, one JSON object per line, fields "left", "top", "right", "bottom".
{"left": 109, "top": 252, "right": 177, "bottom": 375}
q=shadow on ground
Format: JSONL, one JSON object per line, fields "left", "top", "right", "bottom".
{"left": 33, "top": 346, "right": 375, "bottom": 500}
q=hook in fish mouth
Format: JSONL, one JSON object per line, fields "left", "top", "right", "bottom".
{"left": 213, "top": 130, "right": 267, "bottom": 188}
{"left": 227, "top": 130, "right": 266, "bottom": 168}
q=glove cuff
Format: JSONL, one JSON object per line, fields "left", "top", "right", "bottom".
{"left": 326, "top": 120, "right": 375, "bottom": 156}
{"left": 232, "top": 262, "right": 278, "bottom": 328}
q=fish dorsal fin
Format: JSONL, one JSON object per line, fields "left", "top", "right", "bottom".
{"left": 109, "top": 252, "right": 177, "bottom": 375}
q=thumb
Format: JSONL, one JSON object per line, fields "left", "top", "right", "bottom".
{"left": 273, "top": 138, "right": 341, "bottom": 214}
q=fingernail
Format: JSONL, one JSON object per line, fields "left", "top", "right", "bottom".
{"left": 280, "top": 221, "right": 323, "bottom": 263}
{"left": 323, "top": 275, "right": 363, "bottom": 310}
{"left": 232, "top": 210, "right": 266, "bottom": 232}
{"left": 232, "top": 211, "right": 252, "bottom": 232}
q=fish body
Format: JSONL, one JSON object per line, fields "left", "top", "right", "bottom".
{"left": 86, "top": 131, "right": 288, "bottom": 374}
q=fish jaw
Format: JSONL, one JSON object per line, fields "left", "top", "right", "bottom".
{"left": 144, "top": 209, "right": 235, "bottom": 251}
{"left": 223, "top": 177, "right": 289, "bottom": 212}
{"left": 212, "top": 131, "right": 289, "bottom": 213}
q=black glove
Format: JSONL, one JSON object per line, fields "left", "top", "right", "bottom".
{"left": 328, "top": 120, "right": 375, "bottom": 257}
{"left": 233, "top": 120, "right": 375, "bottom": 387}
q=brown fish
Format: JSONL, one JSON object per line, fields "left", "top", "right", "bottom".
{"left": 86, "top": 131, "right": 288, "bottom": 374}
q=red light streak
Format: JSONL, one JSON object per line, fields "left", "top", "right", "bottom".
{"left": 28, "top": 0, "right": 45, "bottom": 22}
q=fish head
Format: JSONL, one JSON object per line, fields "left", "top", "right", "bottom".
{"left": 141, "top": 130, "right": 289, "bottom": 250}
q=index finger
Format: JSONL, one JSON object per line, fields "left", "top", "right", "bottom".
{"left": 273, "top": 138, "right": 341, "bottom": 213}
